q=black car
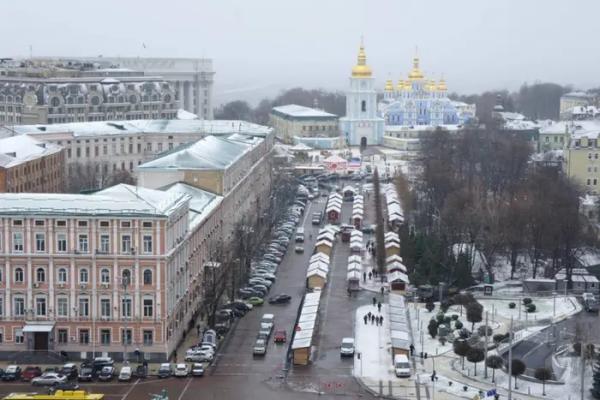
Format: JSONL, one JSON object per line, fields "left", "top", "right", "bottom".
{"left": 98, "top": 366, "right": 115, "bottom": 382}
{"left": 157, "top": 364, "right": 172, "bottom": 379}
{"left": 134, "top": 364, "right": 148, "bottom": 379}
{"left": 268, "top": 294, "right": 291, "bottom": 304}
{"left": 77, "top": 364, "right": 94, "bottom": 382}
{"left": 59, "top": 364, "right": 78, "bottom": 380}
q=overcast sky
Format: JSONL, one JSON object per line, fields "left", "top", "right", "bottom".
{"left": 3, "top": 0, "right": 598, "bottom": 105}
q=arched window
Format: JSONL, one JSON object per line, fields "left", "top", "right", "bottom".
{"left": 143, "top": 269, "right": 152, "bottom": 285}
{"left": 79, "top": 268, "right": 89, "bottom": 283}
{"left": 100, "top": 269, "right": 110, "bottom": 284}
{"left": 122, "top": 269, "right": 131, "bottom": 286}
{"left": 14, "top": 268, "right": 23, "bottom": 283}
{"left": 36, "top": 268, "right": 46, "bottom": 283}
{"left": 57, "top": 268, "right": 67, "bottom": 283}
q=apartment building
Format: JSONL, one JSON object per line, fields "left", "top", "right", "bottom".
{"left": 564, "top": 120, "right": 600, "bottom": 193}
{"left": 0, "top": 135, "right": 65, "bottom": 193}
{"left": 270, "top": 104, "right": 341, "bottom": 149}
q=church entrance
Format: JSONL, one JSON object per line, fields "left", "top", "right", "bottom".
{"left": 360, "top": 136, "right": 367, "bottom": 149}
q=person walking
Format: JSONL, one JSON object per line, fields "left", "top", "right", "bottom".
{"left": 363, "top": 271, "right": 367, "bottom": 282}
{"left": 363, "top": 315, "right": 368, "bottom": 325}
{"left": 372, "top": 297, "right": 377, "bottom": 306}
{"left": 368, "top": 271, "right": 372, "bottom": 280}
{"left": 380, "top": 315, "right": 384, "bottom": 325}
{"left": 380, "top": 286, "right": 385, "bottom": 296}
{"left": 371, "top": 316, "right": 375, "bottom": 325}
{"left": 367, "top": 311, "right": 372, "bottom": 320}
{"left": 377, "top": 301, "right": 382, "bottom": 312}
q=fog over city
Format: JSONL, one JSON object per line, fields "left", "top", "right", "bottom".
{"left": 3, "top": 0, "right": 599, "bottom": 104}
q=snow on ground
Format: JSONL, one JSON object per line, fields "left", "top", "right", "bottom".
{"left": 408, "top": 304, "right": 455, "bottom": 356}
{"left": 477, "top": 296, "right": 580, "bottom": 323}
{"left": 420, "top": 373, "right": 482, "bottom": 400}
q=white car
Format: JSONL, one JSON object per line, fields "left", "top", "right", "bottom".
{"left": 118, "top": 366, "right": 132, "bottom": 382}
{"left": 31, "top": 372, "right": 67, "bottom": 386}
{"left": 185, "top": 350, "right": 213, "bottom": 362}
{"left": 174, "top": 363, "right": 189, "bottom": 377}
{"left": 253, "top": 339, "right": 267, "bottom": 356}
{"left": 340, "top": 337, "right": 355, "bottom": 357}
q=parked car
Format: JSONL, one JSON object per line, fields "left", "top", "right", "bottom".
{"left": 98, "top": 366, "right": 115, "bottom": 382}
{"left": 253, "top": 339, "right": 267, "bottom": 356}
{"left": 134, "top": 364, "right": 147, "bottom": 379}
{"left": 268, "top": 294, "right": 291, "bottom": 304}
{"left": 274, "top": 330, "right": 287, "bottom": 343}
{"left": 31, "top": 372, "right": 67, "bottom": 386}
{"left": 118, "top": 366, "right": 132, "bottom": 382}
{"left": 92, "top": 357, "right": 114, "bottom": 376}
{"left": 185, "top": 350, "right": 213, "bottom": 363}
{"left": 3, "top": 365, "right": 21, "bottom": 381}
{"left": 247, "top": 297, "right": 264, "bottom": 306}
{"left": 259, "top": 323, "right": 273, "bottom": 338}
{"left": 174, "top": 364, "right": 189, "bottom": 378}
{"left": 59, "top": 364, "right": 78, "bottom": 380}
{"left": 22, "top": 366, "right": 43, "bottom": 382}
{"left": 191, "top": 363, "right": 204, "bottom": 377}
{"left": 77, "top": 363, "right": 94, "bottom": 382}
{"left": 340, "top": 338, "right": 355, "bottom": 357}
{"left": 157, "top": 363, "right": 172, "bottom": 379}
{"left": 295, "top": 245, "right": 304, "bottom": 253}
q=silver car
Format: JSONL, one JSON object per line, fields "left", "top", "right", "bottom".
{"left": 32, "top": 372, "right": 67, "bottom": 386}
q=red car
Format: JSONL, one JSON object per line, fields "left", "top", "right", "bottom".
{"left": 274, "top": 330, "right": 287, "bottom": 343}
{"left": 21, "top": 366, "right": 42, "bottom": 381}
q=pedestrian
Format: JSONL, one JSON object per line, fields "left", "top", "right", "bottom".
{"left": 377, "top": 302, "right": 382, "bottom": 312}
{"left": 364, "top": 315, "right": 368, "bottom": 325}
{"left": 371, "top": 316, "right": 375, "bottom": 325}
{"left": 431, "top": 370, "right": 437, "bottom": 382}
{"left": 372, "top": 297, "right": 377, "bottom": 306}
{"left": 368, "top": 271, "right": 372, "bottom": 280}
{"left": 363, "top": 272, "right": 367, "bottom": 282}
{"left": 380, "top": 286, "right": 385, "bottom": 296}
{"left": 379, "top": 315, "right": 384, "bottom": 325}
{"left": 410, "top": 344, "right": 415, "bottom": 356}
{"left": 367, "top": 311, "right": 372, "bottom": 319}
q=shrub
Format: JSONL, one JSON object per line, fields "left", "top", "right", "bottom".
{"left": 440, "top": 301, "right": 451, "bottom": 313}
{"left": 508, "top": 302, "right": 516, "bottom": 309}
{"left": 526, "top": 304, "right": 536, "bottom": 313}
{"left": 425, "top": 301, "right": 435, "bottom": 312}
{"left": 428, "top": 319, "right": 439, "bottom": 338}
{"left": 477, "top": 325, "right": 493, "bottom": 337}
{"left": 451, "top": 314, "right": 459, "bottom": 321}
{"left": 522, "top": 298, "right": 532, "bottom": 305}
{"left": 436, "top": 313, "right": 445, "bottom": 324}
{"left": 454, "top": 321, "right": 464, "bottom": 330}
{"left": 458, "top": 328, "right": 471, "bottom": 339}
{"left": 444, "top": 316, "right": 452, "bottom": 324}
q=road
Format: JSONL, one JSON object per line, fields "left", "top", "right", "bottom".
{"left": 0, "top": 187, "right": 379, "bottom": 400}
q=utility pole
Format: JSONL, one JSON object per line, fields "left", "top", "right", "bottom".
{"left": 484, "top": 311, "right": 489, "bottom": 379}
{"left": 508, "top": 316, "right": 513, "bottom": 400}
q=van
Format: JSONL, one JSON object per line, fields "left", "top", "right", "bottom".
{"left": 295, "top": 228, "right": 305, "bottom": 243}
{"left": 394, "top": 354, "right": 411, "bottom": 378}
{"left": 261, "top": 313, "right": 274, "bottom": 329}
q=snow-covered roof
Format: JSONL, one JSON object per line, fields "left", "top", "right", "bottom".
{"left": 137, "top": 134, "right": 263, "bottom": 172}
{"left": 315, "top": 239, "right": 333, "bottom": 248}
{"left": 563, "top": 91, "right": 593, "bottom": 99}
{"left": 310, "top": 252, "right": 330, "bottom": 264}
{"left": 176, "top": 109, "right": 199, "bottom": 120}
{"left": 306, "top": 268, "right": 327, "bottom": 279}
{"left": 161, "top": 182, "right": 222, "bottom": 229}
{"left": 388, "top": 270, "right": 409, "bottom": 283}
{"left": 5, "top": 119, "right": 271, "bottom": 138}
{"left": 0, "top": 183, "right": 188, "bottom": 217}
{"left": 0, "top": 135, "right": 62, "bottom": 168}
{"left": 271, "top": 104, "right": 337, "bottom": 119}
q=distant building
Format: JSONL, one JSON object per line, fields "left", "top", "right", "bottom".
{"left": 564, "top": 120, "right": 600, "bottom": 193}
{"left": 382, "top": 124, "right": 461, "bottom": 151}
{"left": 339, "top": 45, "right": 385, "bottom": 146}
{"left": 270, "top": 104, "right": 341, "bottom": 149}
{"left": 0, "top": 135, "right": 64, "bottom": 193}
{"left": 560, "top": 92, "right": 595, "bottom": 120}
{"left": 0, "top": 119, "right": 271, "bottom": 181}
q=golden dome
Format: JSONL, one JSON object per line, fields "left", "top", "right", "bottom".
{"left": 396, "top": 79, "right": 405, "bottom": 91}
{"left": 428, "top": 79, "right": 437, "bottom": 91}
{"left": 351, "top": 45, "right": 372, "bottom": 78}
{"left": 384, "top": 79, "right": 394, "bottom": 91}
{"left": 437, "top": 78, "right": 447, "bottom": 91}
{"left": 408, "top": 57, "right": 424, "bottom": 80}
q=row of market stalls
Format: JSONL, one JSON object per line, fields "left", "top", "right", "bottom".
{"left": 342, "top": 185, "right": 358, "bottom": 201}
{"left": 291, "top": 291, "right": 322, "bottom": 365}
{"left": 347, "top": 254, "right": 362, "bottom": 292}
{"left": 350, "top": 229, "right": 363, "bottom": 253}
{"left": 326, "top": 192, "right": 342, "bottom": 224}
{"left": 384, "top": 184, "right": 404, "bottom": 230}
{"left": 352, "top": 194, "right": 364, "bottom": 229}
{"left": 385, "top": 232, "right": 409, "bottom": 293}
{"left": 389, "top": 293, "right": 411, "bottom": 358}
{"left": 306, "top": 225, "right": 339, "bottom": 289}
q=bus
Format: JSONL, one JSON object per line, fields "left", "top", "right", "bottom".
{"left": 3, "top": 391, "right": 104, "bottom": 400}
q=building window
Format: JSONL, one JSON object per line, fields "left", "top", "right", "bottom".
{"left": 100, "top": 299, "right": 111, "bottom": 318}
{"left": 100, "top": 221, "right": 109, "bottom": 228}
{"left": 79, "top": 268, "right": 89, "bottom": 284}
{"left": 56, "top": 220, "right": 66, "bottom": 227}
{"left": 143, "top": 330, "right": 153, "bottom": 346}
{"left": 14, "top": 267, "right": 24, "bottom": 283}
{"left": 15, "top": 328, "right": 24, "bottom": 344}
{"left": 14, "top": 298, "right": 24, "bottom": 316}
{"left": 100, "top": 329, "right": 111, "bottom": 345}
{"left": 143, "top": 235, "right": 152, "bottom": 254}
{"left": 57, "top": 268, "right": 67, "bottom": 283}
{"left": 121, "top": 297, "right": 132, "bottom": 318}
{"left": 100, "top": 235, "right": 110, "bottom": 253}
{"left": 121, "top": 269, "right": 131, "bottom": 286}
{"left": 79, "top": 329, "right": 89, "bottom": 344}
{"left": 36, "top": 267, "right": 46, "bottom": 283}
{"left": 36, "top": 297, "right": 47, "bottom": 316}
{"left": 361, "top": 100, "right": 366, "bottom": 112}
{"left": 78, "top": 235, "right": 89, "bottom": 252}
{"left": 57, "top": 233, "right": 67, "bottom": 252}
{"left": 78, "top": 220, "right": 88, "bottom": 227}
{"left": 100, "top": 269, "right": 110, "bottom": 284}
{"left": 57, "top": 298, "right": 68, "bottom": 317}
{"left": 13, "top": 232, "right": 23, "bottom": 252}
{"left": 143, "top": 269, "right": 153, "bottom": 285}
{"left": 143, "top": 298, "right": 153, "bottom": 317}
{"left": 122, "top": 329, "right": 132, "bottom": 345}
{"left": 57, "top": 329, "right": 68, "bottom": 344}
{"left": 35, "top": 233, "right": 45, "bottom": 252}
{"left": 121, "top": 235, "right": 132, "bottom": 253}
{"left": 79, "top": 298, "right": 89, "bottom": 317}
{"left": 0, "top": 297, "right": 3, "bottom": 316}
{"left": 142, "top": 221, "right": 152, "bottom": 228}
